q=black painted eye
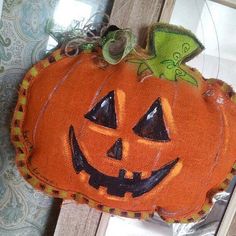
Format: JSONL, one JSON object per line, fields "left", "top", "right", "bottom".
{"left": 84, "top": 91, "right": 117, "bottom": 129}
{"left": 133, "top": 98, "right": 170, "bottom": 142}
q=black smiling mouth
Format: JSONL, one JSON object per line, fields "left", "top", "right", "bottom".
{"left": 69, "top": 126, "right": 179, "bottom": 198}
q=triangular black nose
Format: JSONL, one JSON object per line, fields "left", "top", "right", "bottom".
{"left": 107, "top": 138, "right": 123, "bottom": 160}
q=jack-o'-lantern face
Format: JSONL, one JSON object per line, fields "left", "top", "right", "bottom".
{"left": 12, "top": 23, "right": 236, "bottom": 222}
{"left": 69, "top": 90, "right": 178, "bottom": 198}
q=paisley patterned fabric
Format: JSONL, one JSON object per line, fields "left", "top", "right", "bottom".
{"left": 0, "top": 0, "right": 60, "bottom": 235}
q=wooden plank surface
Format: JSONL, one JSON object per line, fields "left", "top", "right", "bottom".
{"left": 95, "top": 213, "right": 111, "bottom": 236}
{"left": 109, "top": 0, "right": 165, "bottom": 46}
{"left": 54, "top": 201, "right": 102, "bottom": 236}
{"left": 210, "top": 0, "right": 236, "bottom": 9}
{"left": 216, "top": 186, "right": 236, "bottom": 236}
{"left": 159, "top": 0, "right": 176, "bottom": 22}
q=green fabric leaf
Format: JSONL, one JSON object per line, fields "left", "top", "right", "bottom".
{"left": 176, "top": 69, "right": 198, "bottom": 86}
{"left": 144, "top": 23, "right": 204, "bottom": 86}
